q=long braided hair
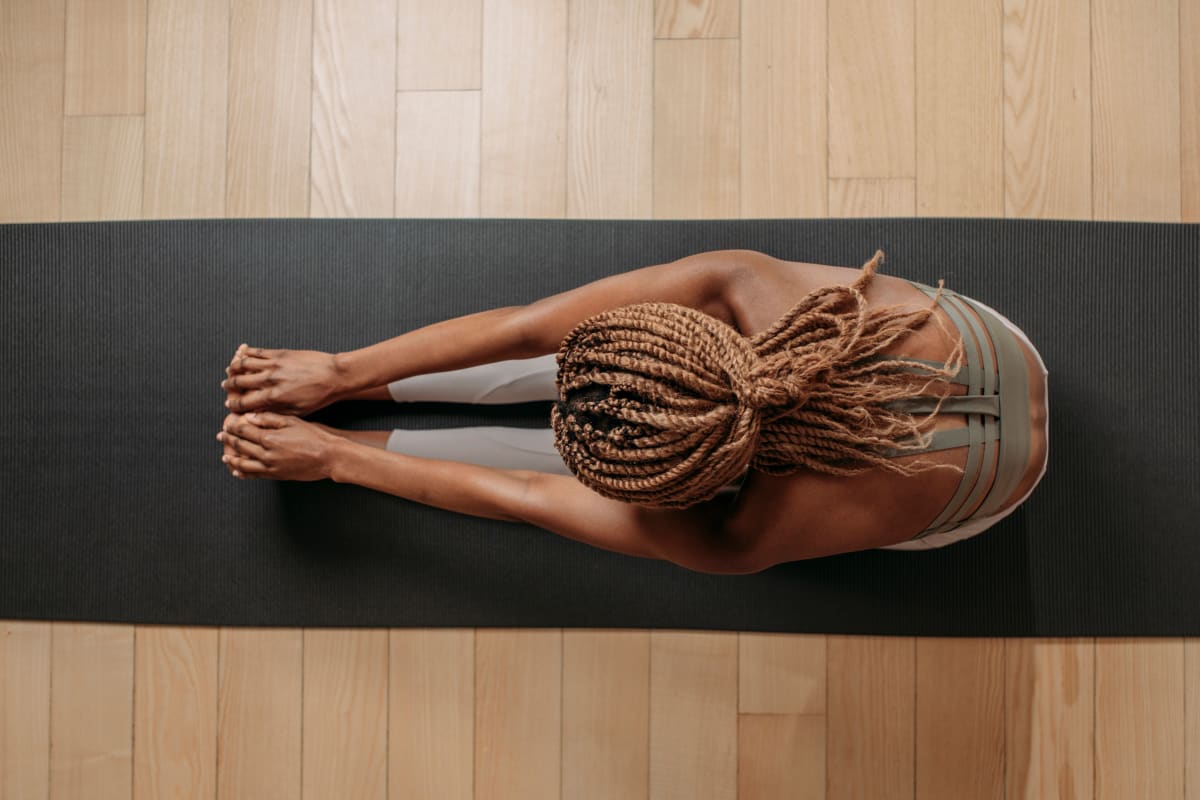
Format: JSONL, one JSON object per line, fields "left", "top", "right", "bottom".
{"left": 550, "top": 250, "right": 969, "bottom": 509}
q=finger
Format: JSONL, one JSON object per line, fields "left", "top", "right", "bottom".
{"left": 223, "top": 416, "right": 266, "bottom": 445}
{"left": 222, "top": 429, "right": 269, "bottom": 461}
{"left": 227, "top": 355, "right": 272, "bottom": 375}
{"left": 246, "top": 411, "right": 290, "bottom": 428}
{"left": 225, "top": 453, "right": 268, "bottom": 476}
{"left": 221, "top": 371, "right": 272, "bottom": 392}
{"left": 224, "top": 388, "right": 272, "bottom": 412}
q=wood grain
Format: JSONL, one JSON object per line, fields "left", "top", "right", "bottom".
{"left": 655, "top": 0, "right": 738, "bottom": 38}
{"left": 1002, "top": 0, "right": 1091, "bottom": 219}
{"left": 915, "top": 0, "right": 1003, "bottom": 216}
{"left": 567, "top": 0, "right": 653, "bottom": 218}
{"left": 64, "top": 0, "right": 145, "bottom": 115}
{"left": 480, "top": 0, "right": 567, "bottom": 217}
{"left": 1184, "top": 0, "right": 1200, "bottom": 221}
{"left": 654, "top": 39, "right": 739, "bottom": 218}
{"left": 738, "top": 714, "right": 824, "bottom": 800}
{"left": 828, "top": 0, "right": 915, "bottom": 179}
{"left": 739, "top": 633, "right": 824, "bottom": 714}
{"left": 1095, "top": 639, "right": 1185, "bottom": 799}
{"left": 217, "top": 629, "right": 303, "bottom": 799}
{"left": 61, "top": 115, "right": 143, "bottom": 221}
{"left": 741, "top": 0, "right": 826, "bottom": 218}
{"left": 50, "top": 624, "right": 134, "bottom": 800}
{"left": 1186, "top": 638, "right": 1200, "bottom": 800}
{"left": 827, "top": 635, "right": 915, "bottom": 800}
{"left": 311, "top": 0, "right": 397, "bottom": 217}
{"left": 0, "top": 0, "right": 66, "bottom": 222}
{"left": 395, "top": 91, "right": 481, "bottom": 217}
{"left": 1005, "top": 640, "right": 1094, "bottom": 800}
{"left": 226, "top": 0, "right": 313, "bottom": 217}
{"left": 476, "top": 629, "right": 562, "bottom": 800}
{"left": 0, "top": 622, "right": 51, "bottom": 800}
{"left": 397, "top": 0, "right": 483, "bottom": 91}
{"left": 144, "top": 0, "right": 228, "bottom": 219}
{"left": 389, "top": 629, "right": 475, "bottom": 800}
{"left": 1092, "top": 0, "right": 1181, "bottom": 221}
{"left": 303, "top": 630, "right": 389, "bottom": 798}
{"left": 563, "top": 630, "right": 651, "bottom": 800}
{"left": 649, "top": 632, "right": 737, "bottom": 800}
{"left": 828, "top": 178, "right": 915, "bottom": 217}
{"left": 133, "top": 627, "right": 219, "bottom": 800}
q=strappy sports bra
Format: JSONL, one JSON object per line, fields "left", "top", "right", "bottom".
{"left": 865, "top": 280, "right": 1034, "bottom": 540}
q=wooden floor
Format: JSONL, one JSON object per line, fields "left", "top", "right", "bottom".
{"left": 1, "top": 0, "right": 1197, "bottom": 797}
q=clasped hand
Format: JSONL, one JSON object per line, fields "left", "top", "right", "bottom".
{"left": 218, "top": 343, "right": 341, "bottom": 481}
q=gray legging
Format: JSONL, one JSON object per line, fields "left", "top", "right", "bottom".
{"left": 384, "top": 354, "right": 573, "bottom": 475}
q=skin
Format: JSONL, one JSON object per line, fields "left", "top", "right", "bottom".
{"left": 218, "top": 250, "right": 1048, "bottom": 566}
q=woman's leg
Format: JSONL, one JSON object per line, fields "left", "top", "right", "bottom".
{"left": 336, "top": 354, "right": 571, "bottom": 473}
{"left": 342, "top": 354, "right": 560, "bottom": 403}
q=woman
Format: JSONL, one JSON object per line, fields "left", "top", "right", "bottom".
{"left": 216, "top": 249, "right": 1049, "bottom": 573}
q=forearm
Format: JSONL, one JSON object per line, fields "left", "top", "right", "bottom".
{"left": 334, "top": 305, "right": 531, "bottom": 394}
{"left": 332, "top": 251, "right": 742, "bottom": 396}
{"left": 328, "top": 437, "right": 532, "bottom": 523}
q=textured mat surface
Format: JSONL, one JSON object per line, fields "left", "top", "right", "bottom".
{"left": 1, "top": 218, "right": 1196, "bottom": 635}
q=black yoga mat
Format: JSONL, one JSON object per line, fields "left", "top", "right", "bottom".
{"left": 1, "top": 218, "right": 1196, "bottom": 636}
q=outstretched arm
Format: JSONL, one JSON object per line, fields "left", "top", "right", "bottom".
{"left": 334, "top": 250, "right": 748, "bottom": 394}
{"left": 327, "top": 437, "right": 757, "bottom": 575}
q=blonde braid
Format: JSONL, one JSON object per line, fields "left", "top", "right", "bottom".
{"left": 551, "top": 250, "right": 967, "bottom": 508}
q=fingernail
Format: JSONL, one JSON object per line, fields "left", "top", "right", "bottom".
{"left": 222, "top": 455, "right": 229, "bottom": 463}
{"left": 216, "top": 432, "right": 223, "bottom": 441}
{"left": 225, "top": 400, "right": 230, "bottom": 408}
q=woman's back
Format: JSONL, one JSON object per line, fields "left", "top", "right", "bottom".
{"left": 718, "top": 252, "right": 1048, "bottom": 563}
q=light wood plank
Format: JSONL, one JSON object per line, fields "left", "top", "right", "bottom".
{"left": 389, "top": 629, "right": 474, "bottom": 800}
{"left": 0, "top": 0, "right": 66, "bottom": 222}
{"left": 133, "top": 627, "right": 219, "bottom": 799}
{"left": 480, "top": 0, "right": 567, "bottom": 217}
{"left": 828, "top": 178, "right": 915, "bottom": 217}
{"left": 61, "top": 115, "right": 143, "bottom": 222}
{"left": 827, "top": 635, "right": 914, "bottom": 800}
{"left": 741, "top": 0, "right": 826, "bottom": 218}
{"left": 738, "top": 714, "right": 824, "bottom": 800}
{"left": 1005, "top": 640, "right": 1094, "bottom": 800}
{"left": 311, "top": 0, "right": 397, "bottom": 217}
{"left": 653, "top": 39, "right": 739, "bottom": 219}
{"left": 397, "top": 0, "right": 482, "bottom": 91}
{"left": 217, "top": 629, "right": 302, "bottom": 799}
{"left": 563, "top": 631, "right": 650, "bottom": 800}
{"left": 476, "top": 630, "right": 562, "bottom": 800}
{"left": 654, "top": 0, "right": 738, "bottom": 38}
{"left": 50, "top": 623, "right": 135, "bottom": 800}
{"left": 227, "top": 0, "right": 313, "bottom": 217}
{"left": 828, "top": 0, "right": 915, "bottom": 179}
{"left": 914, "top": 639, "right": 1005, "bottom": 799}
{"left": 1184, "top": 0, "right": 1200, "bottom": 221}
{"left": 649, "top": 632, "right": 737, "bottom": 800}
{"left": 303, "top": 630, "right": 388, "bottom": 799}
{"left": 0, "top": 622, "right": 51, "bottom": 800}
{"left": 915, "top": 0, "right": 1004, "bottom": 216}
{"left": 1002, "top": 0, "right": 1091, "bottom": 220}
{"left": 144, "top": 0, "right": 228, "bottom": 219}
{"left": 738, "top": 633, "right": 824, "bottom": 714}
{"left": 1186, "top": 639, "right": 1200, "bottom": 800}
{"left": 1092, "top": 0, "right": 1181, "bottom": 221}
{"left": 64, "top": 0, "right": 145, "bottom": 115}
{"left": 1095, "top": 639, "right": 1185, "bottom": 800}
{"left": 395, "top": 91, "right": 481, "bottom": 217}
{"left": 567, "top": 0, "right": 653, "bottom": 218}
